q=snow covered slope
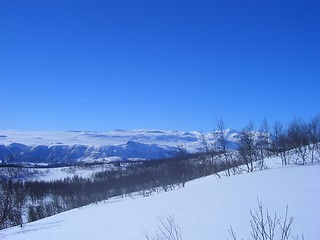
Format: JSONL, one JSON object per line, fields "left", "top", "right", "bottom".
{"left": 1, "top": 161, "right": 319, "bottom": 240}
{"left": 0, "top": 129, "right": 240, "bottom": 164}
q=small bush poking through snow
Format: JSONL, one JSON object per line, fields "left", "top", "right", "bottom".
{"left": 144, "top": 215, "right": 182, "bottom": 240}
{"left": 145, "top": 200, "right": 305, "bottom": 240}
{"left": 229, "top": 199, "right": 304, "bottom": 240}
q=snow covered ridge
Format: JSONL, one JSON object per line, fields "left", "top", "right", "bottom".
{"left": 1, "top": 159, "right": 319, "bottom": 240}
{"left": 0, "top": 129, "right": 240, "bottom": 165}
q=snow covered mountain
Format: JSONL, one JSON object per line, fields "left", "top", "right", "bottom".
{"left": 0, "top": 129, "right": 240, "bottom": 165}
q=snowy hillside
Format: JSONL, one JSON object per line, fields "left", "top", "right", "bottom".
{"left": 0, "top": 129, "right": 240, "bottom": 164}
{"left": 1, "top": 158, "right": 319, "bottom": 240}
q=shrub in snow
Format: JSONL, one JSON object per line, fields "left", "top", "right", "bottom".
{"left": 229, "top": 199, "right": 304, "bottom": 240}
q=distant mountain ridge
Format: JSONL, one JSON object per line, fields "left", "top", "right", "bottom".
{"left": 0, "top": 129, "right": 240, "bottom": 165}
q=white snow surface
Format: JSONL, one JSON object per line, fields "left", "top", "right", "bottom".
{"left": 1, "top": 159, "right": 319, "bottom": 240}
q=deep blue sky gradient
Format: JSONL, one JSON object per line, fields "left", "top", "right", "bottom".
{"left": 1, "top": 0, "right": 319, "bottom": 132}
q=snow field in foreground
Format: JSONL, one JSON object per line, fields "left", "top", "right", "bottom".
{"left": 1, "top": 162, "right": 319, "bottom": 240}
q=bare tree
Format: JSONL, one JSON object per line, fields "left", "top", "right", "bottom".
{"left": 0, "top": 183, "right": 11, "bottom": 229}
{"left": 238, "top": 122, "right": 257, "bottom": 172}
{"left": 145, "top": 215, "right": 182, "bottom": 240}
{"left": 288, "top": 118, "right": 309, "bottom": 165}
{"left": 0, "top": 181, "right": 24, "bottom": 229}
{"left": 229, "top": 200, "right": 304, "bottom": 240}
{"left": 307, "top": 114, "right": 320, "bottom": 164}
{"left": 272, "top": 122, "right": 290, "bottom": 166}
{"left": 256, "top": 118, "right": 271, "bottom": 170}
{"left": 215, "top": 119, "right": 234, "bottom": 176}
{"left": 200, "top": 132, "right": 220, "bottom": 178}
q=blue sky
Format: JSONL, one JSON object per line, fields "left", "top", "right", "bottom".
{"left": 0, "top": 0, "right": 319, "bottom": 132}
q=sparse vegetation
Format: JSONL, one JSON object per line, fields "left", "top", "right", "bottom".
{"left": 144, "top": 201, "right": 304, "bottom": 240}
{"left": 1, "top": 115, "right": 319, "bottom": 229}
{"left": 145, "top": 215, "right": 182, "bottom": 240}
{"left": 229, "top": 200, "right": 304, "bottom": 240}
